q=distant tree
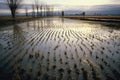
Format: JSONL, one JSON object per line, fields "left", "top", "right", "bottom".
{"left": 82, "top": 12, "right": 85, "bottom": 16}
{"left": 43, "top": 5, "right": 46, "bottom": 17}
{"left": 32, "top": 4, "right": 35, "bottom": 17}
{"left": 82, "top": 12, "right": 85, "bottom": 19}
{"left": 51, "top": 7, "right": 53, "bottom": 16}
{"left": 50, "top": 6, "right": 54, "bottom": 16}
{"left": 46, "top": 5, "right": 49, "bottom": 16}
{"left": 40, "top": 5, "right": 42, "bottom": 17}
{"left": 34, "top": 0, "right": 39, "bottom": 17}
{"left": 48, "top": 6, "right": 50, "bottom": 16}
{"left": 62, "top": 11, "right": 64, "bottom": 16}
{"left": 25, "top": 7, "right": 28, "bottom": 16}
{"left": 6, "top": 0, "right": 22, "bottom": 18}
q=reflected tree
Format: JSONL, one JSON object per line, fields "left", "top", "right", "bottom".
{"left": 13, "top": 25, "right": 25, "bottom": 46}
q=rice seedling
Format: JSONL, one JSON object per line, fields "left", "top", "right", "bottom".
{"left": 35, "top": 51, "right": 40, "bottom": 58}
{"left": 0, "top": 18, "right": 119, "bottom": 80}
{"left": 29, "top": 53, "right": 33, "bottom": 58}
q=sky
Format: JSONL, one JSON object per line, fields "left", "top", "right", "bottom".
{"left": 0, "top": 0, "right": 120, "bottom": 7}
{"left": 22, "top": 0, "right": 120, "bottom": 10}
{"left": 22, "top": 0, "right": 120, "bottom": 5}
{"left": 21, "top": 0, "right": 120, "bottom": 10}
{"left": 0, "top": 0, "right": 120, "bottom": 14}
{"left": 1, "top": 0, "right": 119, "bottom": 5}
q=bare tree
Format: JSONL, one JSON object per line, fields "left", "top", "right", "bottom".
{"left": 43, "top": 5, "right": 46, "bottom": 17}
{"left": 46, "top": 5, "right": 49, "bottom": 16}
{"left": 40, "top": 5, "right": 42, "bottom": 17}
{"left": 34, "top": 0, "right": 39, "bottom": 17}
{"left": 6, "top": 0, "right": 22, "bottom": 18}
{"left": 51, "top": 6, "right": 54, "bottom": 16}
{"left": 32, "top": 4, "right": 35, "bottom": 17}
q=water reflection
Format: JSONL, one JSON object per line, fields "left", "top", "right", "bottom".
{"left": 13, "top": 25, "right": 26, "bottom": 44}
{"left": 25, "top": 18, "right": 54, "bottom": 31}
{"left": 27, "top": 21, "right": 30, "bottom": 31}
{"left": 0, "top": 18, "right": 120, "bottom": 80}
{"left": 61, "top": 18, "right": 64, "bottom": 23}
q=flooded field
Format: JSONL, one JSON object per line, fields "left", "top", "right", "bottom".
{"left": 0, "top": 18, "right": 120, "bottom": 80}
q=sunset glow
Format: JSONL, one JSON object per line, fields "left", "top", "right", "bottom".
{"left": 22, "top": 0, "right": 120, "bottom": 5}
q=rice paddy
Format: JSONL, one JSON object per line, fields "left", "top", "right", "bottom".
{"left": 0, "top": 18, "right": 120, "bottom": 80}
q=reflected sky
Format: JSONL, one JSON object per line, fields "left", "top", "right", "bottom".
{"left": 0, "top": 18, "right": 120, "bottom": 80}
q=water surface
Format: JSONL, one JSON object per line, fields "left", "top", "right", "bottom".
{"left": 0, "top": 18, "right": 120, "bottom": 80}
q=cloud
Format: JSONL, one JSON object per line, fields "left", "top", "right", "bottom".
{"left": 44, "top": 0, "right": 120, "bottom": 6}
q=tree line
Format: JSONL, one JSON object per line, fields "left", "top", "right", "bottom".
{"left": 6, "top": 0, "right": 54, "bottom": 18}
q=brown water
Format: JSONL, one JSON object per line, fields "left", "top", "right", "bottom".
{"left": 0, "top": 18, "right": 120, "bottom": 80}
